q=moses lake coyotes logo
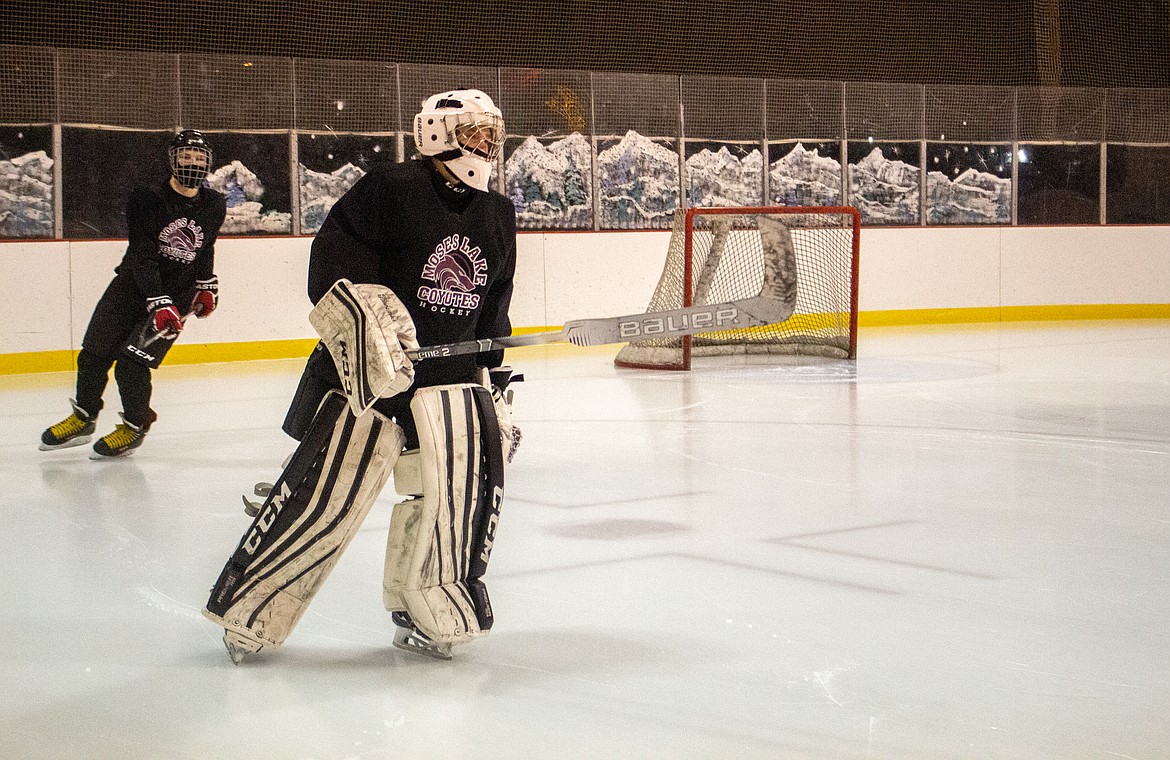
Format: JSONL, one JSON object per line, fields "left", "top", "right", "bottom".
{"left": 418, "top": 234, "right": 488, "bottom": 315}
{"left": 158, "top": 218, "right": 204, "bottom": 262}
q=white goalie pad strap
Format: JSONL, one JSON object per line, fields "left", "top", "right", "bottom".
{"left": 383, "top": 383, "right": 503, "bottom": 645}
{"left": 203, "top": 391, "right": 404, "bottom": 651}
{"left": 309, "top": 278, "right": 420, "bottom": 416}
{"left": 393, "top": 449, "right": 422, "bottom": 496}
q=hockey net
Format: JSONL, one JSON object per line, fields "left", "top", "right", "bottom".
{"left": 614, "top": 206, "right": 860, "bottom": 370}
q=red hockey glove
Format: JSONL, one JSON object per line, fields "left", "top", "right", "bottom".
{"left": 192, "top": 276, "right": 218, "bottom": 318}
{"left": 147, "top": 296, "right": 184, "bottom": 336}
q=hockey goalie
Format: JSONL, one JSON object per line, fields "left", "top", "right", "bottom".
{"left": 202, "top": 89, "right": 521, "bottom": 663}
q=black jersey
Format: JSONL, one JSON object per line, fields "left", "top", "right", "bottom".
{"left": 308, "top": 158, "right": 517, "bottom": 388}
{"left": 115, "top": 181, "right": 227, "bottom": 303}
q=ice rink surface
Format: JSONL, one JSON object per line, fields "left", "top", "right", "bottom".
{"left": 1, "top": 321, "right": 1168, "bottom": 760}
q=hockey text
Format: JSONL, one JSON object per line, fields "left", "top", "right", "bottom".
{"left": 337, "top": 339, "right": 353, "bottom": 397}
{"left": 124, "top": 344, "right": 158, "bottom": 364}
{"left": 617, "top": 306, "right": 739, "bottom": 339}
{"left": 243, "top": 481, "right": 293, "bottom": 554}
{"left": 479, "top": 486, "right": 504, "bottom": 564}
{"left": 418, "top": 234, "right": 488, "bottom": 314}
{"left": 157, "top": 217, "right": 204, "bottom": 262}
{"left": 411, "top": 345, "right": 453, "bottom": 360}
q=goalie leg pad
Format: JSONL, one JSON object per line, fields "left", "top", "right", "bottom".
{"left": 203, "top": 390, "right": 404, "bottom": 653}
{"left": 383, "top": 383, "right": 505, "bottom": 646}
{"left": 392, "top": 449, "right": 422, "bottom": 497}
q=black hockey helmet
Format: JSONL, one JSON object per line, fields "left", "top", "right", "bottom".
{"left": 169, "top": 129, "right": 213, "bottom": 189}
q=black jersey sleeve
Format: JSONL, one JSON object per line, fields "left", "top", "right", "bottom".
{"left": 475, "top": 199, "right": 517, "bottom": 369}
{"left": 307, "top": 170, "right": 392, "bottom": 304}
{"left": 194, "top": 191, "right": 227, "bottom": 281}
{"left": 121, "top": 187, "right": 165, "bottom": 298}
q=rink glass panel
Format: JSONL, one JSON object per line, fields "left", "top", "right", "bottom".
{"left": 6, "top": 48, "right": 1170, "bottom": 236}
{"left": 298, "top": 133, "right": 398, "bottom": 234}
{"left": 768, "top": 141, "right": 843, "bottom": 207}
{"left": 499, "top": 68, "right": 592, "bottom": 138}
{"left": 925, "top": 142, "right": 1012, "bottom": 225}
{"left": 1017, "top": 144, "right": 1100, "bottom": 225}
{"left": 0, "top": 125, "right": 53, "bottom": 239}
{"left": 593, "top": 73, "right": 681, "bottom": 230}
{"left": 294, "top": 59, "right": 397, "bottom": 134}
{"left": 847, "top": 140, "right": 922, "bottom": 225}
{"left": 684, "top": 140, "right": 764, "bottom": 209}
{"left": 1105, "top": 145, "right": 1170, "bottom": 224}
{"left": 203, "top": 132, "right": 292, "bottom": 235}
{"left": 504, "top": 134, "right": 594, "bottom": 230}
{"left": 62, "top": 128, "right": 173, "bottom": 239}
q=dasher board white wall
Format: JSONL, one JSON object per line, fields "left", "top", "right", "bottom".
{"left": 1, "top": 225, "right": 1168, "bottom": 358}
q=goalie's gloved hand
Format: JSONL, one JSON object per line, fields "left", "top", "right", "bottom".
{"left": 485, "top": 366, "right": 523, "bottom": 463}
{"left": 492, "top": 383, "right": 523, "bottom": 463}
{"left": 147, "top": 295, "right": 183, "bottom": 336}
{"left": 192, "top": 276, "right": 218, "bottom": 318}
{"left": 488, "top": 366, "right": 523, "bottom": 393}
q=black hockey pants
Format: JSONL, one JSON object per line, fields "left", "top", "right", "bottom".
{"left": 74, "top": 276, "right": 157, "bottom": 428}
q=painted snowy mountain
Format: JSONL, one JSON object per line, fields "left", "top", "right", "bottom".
{"left": 505, "top": 133, "right": 593, "bottom": 229}
{"left": 206, "top": 160, "right": 292, "bottom": 234}
{"left": 770, "top": 143, "right": 842, "bottom": 206}
{"left": 301, "top": 163, "right": 366, "bottom": 232}
{"left": 850, "top": 147, "right": 920, "bottom": 224}
{"left": 597, "top": 130, "right": 679, "bottom": 228}
{"left": 927, "top": 168, "right": 1011, "bottom": 224}
{"left": 0, "top": 150, "right": 53, "bottom": 238}
{"left": 685, "top": 145, "right": 763, "bottom": 207}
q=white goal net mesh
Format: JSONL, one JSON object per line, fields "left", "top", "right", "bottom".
{"left": 614, "top": 206, "right": 859, "bottom": 370}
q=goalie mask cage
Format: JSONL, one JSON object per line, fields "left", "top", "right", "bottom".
{"left": 614, "top": 206, "right": 860, "bottom": 371}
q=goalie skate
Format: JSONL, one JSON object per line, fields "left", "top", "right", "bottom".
{"left": 391, "top": 611, "right": 452, "bottom": 660}
{"left": 242, "top": 482, "right": 273, "bottom": 517}
{"left": 222, "top": 629, "right": 265, "bottom": 666}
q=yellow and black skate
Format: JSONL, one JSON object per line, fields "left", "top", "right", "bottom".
{"left": 39, "top": 401, "right": 96, "bottom": 451}
{"left": 91, "top": 414, "right": 152, "bottom": 459}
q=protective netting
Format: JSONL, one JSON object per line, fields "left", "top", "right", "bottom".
{"left": 3, "top": 2, "right": 1170, "bottom": 135}
{"left": 2, "top": 4, "right": 1170, "bottom": 239}
{"left": 2, "top": 1, "right": 1169, "bottom": 88}
{"left": 614, "top": 207, "right": 860, "bottom": 371}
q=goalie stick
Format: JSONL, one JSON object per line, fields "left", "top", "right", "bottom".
{"left": 410, "top": 213, "right": 798, "bottom": 361}
{"left": 409, "top": 295, "right": 794, "bottom": 361}
{"left": 236, "top": 295, "right": 792, "bottom": 514}
{"left": 237, "top": 214, "right": 798, "bottom": 513}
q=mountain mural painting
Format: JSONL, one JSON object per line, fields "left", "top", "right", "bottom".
{"left": 598, "top": 130, "right": 679, "bottom": 229}
{"left": 770, "top": 143, "right": 843, "bottom": 207}
{"left": 0, "top": 150, "right": 53, "bottom": 238}
{"left": 505, "top": 133, "right": 593, "bottom": 229}
{"left": 685, "top": 143, "right": 763, "bottom": 208}
{"left": 206, "top": 160, "right": 293, "bottom": 234}
{"left": 301, "top": 163, "right": 366, "bottom": 233}
{"left": 849, "top": 145, "right": 921, "bottom": 224}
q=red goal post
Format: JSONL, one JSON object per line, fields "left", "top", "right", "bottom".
{"left": 614, "top": 206, "right": 861, "bottom": 371}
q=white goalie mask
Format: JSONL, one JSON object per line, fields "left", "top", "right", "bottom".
{"left": 413, "top": 89, "right": 505, "bottom": 192}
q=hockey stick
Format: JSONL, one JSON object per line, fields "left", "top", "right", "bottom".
{"left": 121, "top": 315, "right": 190, "bottom": 368}
{"left": 408, "top": 214, "right": 798, "bottom": 361}
{"left": 407, "top": 294, "right": 794, "bottom": 361}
